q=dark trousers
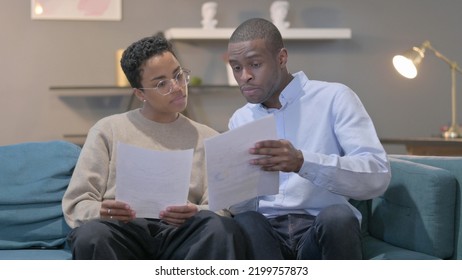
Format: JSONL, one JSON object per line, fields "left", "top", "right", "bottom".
{"left": 234, "top": 204, "right": 362, "bottom": 260}
{"left": 67, "top": 210, "right": 248, "bottom": 260}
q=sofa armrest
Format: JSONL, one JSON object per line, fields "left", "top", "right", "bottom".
{"left": 390, "top": 155, "right": 462, "bottom": 259}
{"left": 366, "top": 157, "right": 456, "bottom": 259}
{"left": 0, "top": 141, "right": 80, "bottom": 251}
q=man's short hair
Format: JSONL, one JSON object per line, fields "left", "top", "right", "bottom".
{"left": 229, "top": 18, "right": 284, "bottom": 54}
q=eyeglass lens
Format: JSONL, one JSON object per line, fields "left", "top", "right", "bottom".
{"left": 156, "top": 70, "right": 190, "bottom": 95}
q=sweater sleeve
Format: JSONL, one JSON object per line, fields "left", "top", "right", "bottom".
{"left": 62, "top": 125, "right": 112, "bottom": 228}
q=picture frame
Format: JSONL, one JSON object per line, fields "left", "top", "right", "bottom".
{"left": 31, "top": 0, "right": 122, "bottom": 21}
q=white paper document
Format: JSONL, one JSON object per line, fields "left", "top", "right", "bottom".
{"left": 204, "top": 115, "right": 279, "bottom": 211}
{"left": 115, "top": 142, "right": 193, "bottom": 218}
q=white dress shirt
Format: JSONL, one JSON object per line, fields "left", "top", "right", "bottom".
{"left": 228, "top": 71, "right": 391, "bottom": 220}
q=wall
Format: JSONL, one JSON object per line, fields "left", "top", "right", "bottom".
{"left": 1, "top": 0, "right": 462, "bottom": 155}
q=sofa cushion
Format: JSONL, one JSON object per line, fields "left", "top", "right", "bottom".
{"left": 362, "top": 236, "right": 440, "bottom": 260}
{"left": 0, "top": 249, "right": 72, "bottom": 260}
{"left": 368, "top": 157, "right": 456, "bottom": 259}
{"left": 0, "top": 141, "right": 80, "bottom": 250}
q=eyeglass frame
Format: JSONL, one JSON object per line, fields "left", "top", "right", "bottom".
{"left": 138, "top": 68, "right": 191, "bottom": 96}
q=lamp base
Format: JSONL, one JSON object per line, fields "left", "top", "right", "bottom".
{"left": 442, "top": 125, "right": 462, "bottom": 138}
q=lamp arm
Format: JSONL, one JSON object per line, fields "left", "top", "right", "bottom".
{"left": 424, "top": 41, "right": 462, "bottom": 74}
{"left": 423, "top": 41, "right": 462, "bottom": 137}
{"left": 451, "top": 64, "right": 457, "bottom": 131}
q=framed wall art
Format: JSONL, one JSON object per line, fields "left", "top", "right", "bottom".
{"left": 31, "top": 0, "right": 122, "bottom": 21}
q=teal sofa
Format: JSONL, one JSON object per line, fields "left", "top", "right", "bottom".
{"left": 0, "top": 140, "right": 81, "bottom": 260}
{"left": 1, "top": 140, "right": 461, "bottom": 260}
{"left": 354, "top": 155, "right": 462, "bottom": 260}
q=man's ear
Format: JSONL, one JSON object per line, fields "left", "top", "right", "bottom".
{"left": 278, "top": 48, "right": 288, "bottom": 68}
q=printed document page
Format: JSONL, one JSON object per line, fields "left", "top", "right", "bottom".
{"left": 204, "top": 115, "right": 279, "bottom": 211}
{"left": 115, "top": 142, "right": 193, "bottom": 218}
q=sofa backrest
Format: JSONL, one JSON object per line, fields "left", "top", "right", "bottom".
{"left": 0, "top": 140, "right": 81, "bottom": 249}
{"left": 390, "top": 155, "right": 462, "bottom": 259}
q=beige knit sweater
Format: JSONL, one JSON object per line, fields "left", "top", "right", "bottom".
{"left": 62, "top": 109, "right": 219, "bottom": 228}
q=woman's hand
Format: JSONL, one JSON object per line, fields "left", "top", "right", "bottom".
{"left": 100, "top": 200, "right": 136, "bottom": 223}
{"left": 159, "top": 203, "right": 199, "bottom": 227}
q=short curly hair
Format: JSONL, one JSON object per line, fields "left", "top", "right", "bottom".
{"left": 120, "top": 33, "right": 176, "bottom": 89}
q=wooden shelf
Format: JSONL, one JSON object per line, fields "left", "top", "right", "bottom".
{"left": 381, "top": 137, "right": 462, "bottom": 156}
{"left": 50, "top": 85, "right": 237, "bottom": 96}
{"left": 51, "top": 85, "right": 138, "bottom": 113}
{"left": 63, "top": 134, "right": 87, "bottom": 147}
{"left": 164, "top": 27, "right": 352, "bottom": 41}
{"left": 50, "top": 86, "right": 133, "bottom": 97}
{"left": 59, "top": 85, "right": 244, "bottom": 145}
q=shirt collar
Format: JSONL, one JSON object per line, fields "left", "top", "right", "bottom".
{"left": 259, "top": 71, "right": 309, "bottom": 112}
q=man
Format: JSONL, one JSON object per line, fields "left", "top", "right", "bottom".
{"left": 226, "top": 18, "right": 391, "bottom": 259}
{"left": 62, "top": 34, "right": 247, "bottom": 259}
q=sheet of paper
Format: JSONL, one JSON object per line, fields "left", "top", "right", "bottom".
{"left": 204, "top": 115, "right": 279, "bottom": 211}
{"left": 115, "top": 142, "right": 193, "bottom": 218}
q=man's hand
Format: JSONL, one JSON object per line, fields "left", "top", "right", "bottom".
{"left": 100, "top": 200, "right": 136, "bottom": 223}
{"left": 159, "top": 203, "right": 199, "bottom": 227}
{"left": 249, "top": 139, "right": 304, "bottom": 172}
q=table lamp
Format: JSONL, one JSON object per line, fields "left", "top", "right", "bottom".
{"left": 392, "top": 40, "right": 462, "bottom": 138}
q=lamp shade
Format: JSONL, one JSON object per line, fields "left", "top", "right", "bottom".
{"left": 393, "top": 46, "right": 425, "bottom": 79}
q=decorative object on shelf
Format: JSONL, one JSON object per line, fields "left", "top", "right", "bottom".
{"left": 115, "top": 49, "right": 129, "bottom": 87}
{"left": 31, "top": 0, "right": 122, "bottom": 21}
{"left": 270, "top": 1, "right": 290, "bottom": 30}
{"left": 201, "top": 2, "right": 218, "bottom": 29}
{"left": 189, "top": 76, "right": 202, "bottom": 86}
{"left": 393, "top": 40, "right": 462, "bottom": 138}
{"left": 165, "top": 1, "right": 350, "bottom": 41}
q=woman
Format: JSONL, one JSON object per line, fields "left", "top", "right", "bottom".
{"left": 62, "top": 34, "right": 247, "bottom": 260}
